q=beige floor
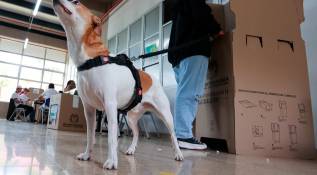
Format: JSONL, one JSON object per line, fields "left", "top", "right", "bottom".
{"left": 0, "top": 120, "right": 316, "bottom": 175}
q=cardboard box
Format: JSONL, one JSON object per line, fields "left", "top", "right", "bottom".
{"left": 28, "top": 88, "right": 44, "bottom": 101}
{"left": 47, "top": 93, "right": 86, "bottom": 132}
{"left": 196, "top": 1, "right": 316, "bottom": 159}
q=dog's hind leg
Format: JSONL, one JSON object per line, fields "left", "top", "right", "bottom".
{"left": 150, "top": 90, "right": 183, "bottom": 161}
{"left": 103, "top": 101, "right": 119, "bottom": 170}
{"left": 126, "top": 106, "right": 145, "bottom": 155}
{"left": 77, "top": 102, "right": 96, "bottom": 161}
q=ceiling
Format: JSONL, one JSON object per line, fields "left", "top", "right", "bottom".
{"left": 0, "top": 0, "right": 116, "bottom": 40}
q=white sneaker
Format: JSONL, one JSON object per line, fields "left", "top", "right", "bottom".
{"left": 177, "top": 137, "right": 207, "bottom": 150}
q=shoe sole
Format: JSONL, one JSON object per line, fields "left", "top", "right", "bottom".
{"left": 178, "top": 141, "right": 207, "bottom": 150}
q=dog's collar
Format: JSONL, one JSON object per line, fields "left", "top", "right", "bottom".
{"left": 77, "top": 56, "right": 110, "bottom": 72}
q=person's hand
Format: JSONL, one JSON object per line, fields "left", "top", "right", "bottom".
{"left": 211, "top": 31, "right": 225, "bottom": 41}
{"left": 218, "top": 30, "right": 225, "bottom": 37}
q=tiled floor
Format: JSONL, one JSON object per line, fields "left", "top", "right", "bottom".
{"left": 0, "top": 119, "right": 316, "bottom": 175}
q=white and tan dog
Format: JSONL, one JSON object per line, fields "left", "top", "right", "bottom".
{"left": 52, "top": 0, "right": 183, "bottom": 170}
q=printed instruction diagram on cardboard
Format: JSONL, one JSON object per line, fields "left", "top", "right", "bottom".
{"left": 238, "top": 97, "right": 307, "bottom": 152}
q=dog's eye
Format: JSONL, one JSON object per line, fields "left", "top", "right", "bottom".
{"left": 68, "top": 0, "right": 80, "bottom": 5}
{"left": 73, "top": 0, "right": 79, "bottom": 5}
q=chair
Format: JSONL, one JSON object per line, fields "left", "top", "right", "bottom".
{"left": 139, "top": 112, "right": 160, "bottom": 139}
{"left": 99, "top": 111, "right": 160, "bottom": 138}
{"left": 9, "top": 108, "right": 27, "bottom": 122}
{"left": 40, "top": 98, "right": 50, "bottom": 124}
{"left": 99, "top": 111, "right": 130, "bottom": 137}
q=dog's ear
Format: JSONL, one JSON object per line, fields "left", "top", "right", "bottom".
{"left": 92, "top": 16, "right": 102, "bottom": 36}
{"left": 94, "top": 25, "right": 102, "bottom": 36}
{"left": 92, "top": 15, "right": 102, "bottom": 25}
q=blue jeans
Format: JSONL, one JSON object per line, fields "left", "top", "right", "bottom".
{"left": 173, "top": 55, "right": 209, "bottom": 139}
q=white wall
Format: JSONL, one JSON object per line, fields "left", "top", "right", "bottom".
{"left": 106, "top": 0, "right": 163, "bottom": 40}
{"left": 302, "top": 0, "right": 317, "bottom": 148}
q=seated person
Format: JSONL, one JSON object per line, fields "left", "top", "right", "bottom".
{"left": 64, "top": 80, "right": 77, "bottom": 95}
{"left": 37, "top": 83, "right": 58, "bottom": 123}
{"left": 11, "top": 85, "right": 22, "bottom": 104}
{"left": 38, "top": 83, "right": 58, "bottom": 106}
{"left": 16, "top": 88, "right": 35, "bottom": 122}
{"left": 6, "top": 86, "right": 22, "bottom": 120}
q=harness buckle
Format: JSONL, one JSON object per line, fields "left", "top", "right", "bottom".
{"left": 101, "top": 56, "right": 109, "bottom": 64}
{"left": 137, "top": 88, "right": 142, "bottom": 96}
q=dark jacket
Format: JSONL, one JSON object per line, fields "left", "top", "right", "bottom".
{"left": 168, "top": 0, "right": 221, "bottom": 67}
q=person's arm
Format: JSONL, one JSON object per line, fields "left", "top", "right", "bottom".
{"left": 13, "top": 98, "right": 20, "bottom": 104}
{"left": 19, "top": 94, "right": 30, "bottom": 104}
{"left": 38, "top": 91, "right": 47, "bottom": 101}
{"left": 11, "top": 93, "right": 18, "bottom": 103}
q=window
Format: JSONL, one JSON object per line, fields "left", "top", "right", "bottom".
{"left": 162, "top": 22, "right": 176, "bottom": 86}
{"left": 0, "top": 63, "right": 19, "bottom": 77}
{"left": 20, "top": 67, "right": 42, "bottom": 81}
{"left": 43, "top": 71, "right": 64, "bottom": 85}
{"left": 0, "top": 51, "right": 22, "bottom": 64}
{"left": 18, "top": 80, "right": 41, "bottom": 89}
{"left": 163, "top": 22, "right": 172, "bottom": 49}
{"left": 0, "top": 77, "right": 18, "bottom": 102}
{"left": 0, "top": 37, "right": 67, "bottom": 102}
{"left": 129, "top": 44, "right": 141, "bottom": 58}
{"left": 144, "top": 35, "right": 160, "bottom": 66}
{"left": 162, "top": 55, "right": 176, "bottom": 86}
{"left": 129, "top": 44, "right": 142, "bottom": 68}
{"left": 0, "top": 38, "right": 23, "bottom": 54}
{"left": 108, "top": 37, "right": 116, "bottom": 55}
{"left": 46, "top": 49, "right": 66, "bottom": 63}
{"left": 44, "top": 60, "right": 65, "bottom": 72}
{"left": 145, "top": 7, "right": 159, "bottom": 38}
{"left": 129, "top": 19, "right": 142, "bottom": 46}
{"left": 107, "top": 5, "right": 163, "bottom": 85}
{"left": 22, "top": 56, "right": 44, "bottom": 68}
{"left": 117, "top": 29, "right": 128, "bottom": 53}
{"left": 24, "top": 44, "right": 46, "bottom": 58}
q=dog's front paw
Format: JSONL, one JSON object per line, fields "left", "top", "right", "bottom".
{"left": 77, "top": 152, "right": 91, "bottom": 161}
{"left": 175, "top": 151, "right": 184, "bottom": 161}
{"left": 126, "top": 146, "right": 136, "bottom": 155}
{"left": 103, "top": 159, "right": 118, "bottom": 170}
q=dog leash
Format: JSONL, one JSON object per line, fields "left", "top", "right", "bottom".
{"left": 130, "top": 35, "right": 215, "bottom": 61}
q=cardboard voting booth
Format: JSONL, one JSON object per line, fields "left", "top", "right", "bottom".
{"left": 196, "top": 0, "right": 316, "bottom": 159}
{"left": 47, "top": 93, "right": 86, "bottom": 132}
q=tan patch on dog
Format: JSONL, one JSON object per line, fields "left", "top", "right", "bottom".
{"left": 138, "top": 71, "right": 152, "bottom": 94}
{"left": 82, "top": 26, "right": 109, "bottom": 58}
{"left": 81, "top": 14, "right": 109, "bottom": 59}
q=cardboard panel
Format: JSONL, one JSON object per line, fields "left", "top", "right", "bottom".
{"left": 196, "top": 1, "right": 316, "bottom": 158}
{"left": 47, "top": 94, "right": 86, "bottom": 132}
{"left": 230, "top": 0, "right": 302, "bottom": 39}
{"left": 196, "top": 33, "right": 236, "bottom": 153}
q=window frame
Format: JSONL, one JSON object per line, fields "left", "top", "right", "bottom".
{"left": 0, "top": 36, "right": 67, "bottom": 102}
{"left": 107, "top": 4, "right": 164, "bottom": 84}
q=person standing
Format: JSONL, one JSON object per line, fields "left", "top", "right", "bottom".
{"left": 64, "top": 80, "right": 77, "bottom": 95}
{"left": 168, "top": 0, "right": 224, "bottom": 150}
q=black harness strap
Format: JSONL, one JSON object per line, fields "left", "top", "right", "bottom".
{"left": 77, "top": 54, "right": 142, "bottom": 113}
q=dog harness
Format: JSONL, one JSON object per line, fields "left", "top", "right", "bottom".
{"left": 77, "top": 54, "right": 142, "bottom": 113}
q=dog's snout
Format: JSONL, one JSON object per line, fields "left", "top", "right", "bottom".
{"left": 53, "top": 0, "right": 60, "bottom": 6}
